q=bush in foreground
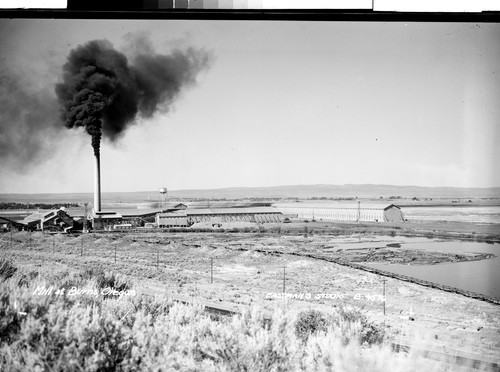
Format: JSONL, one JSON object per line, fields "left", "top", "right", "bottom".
{"left": 294, "top": 306, "right": 385, "bottom": 347}
{"left": 0, "top": 259, "right": 17, "bottom": 282}
{"left": 295, "top": 309, "right": 329, "bottom": 342}
{"left": 0, "top": 267, "right": 472, "bottom": 372}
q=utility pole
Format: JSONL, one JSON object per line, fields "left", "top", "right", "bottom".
{"left": 114, "top": 245, "right": 117, "bottom": 263}
{"left": 382, "top": 278, "right": 387, "bottom": 316}
{"left": 210, "top": 257, "right": 213, "bottom": 283}
{"left": 83, "top": 203, "right": 88, "bottom": 232}
{"left": 283, "top": 266, "right": 286, "bottom": 294}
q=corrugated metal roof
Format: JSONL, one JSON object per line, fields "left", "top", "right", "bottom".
{"left": 95, "top": 208, "right": 189, "bottom": 217}
{"left": 273, "top": 202, "right": 400, "bottom": 210}
{"left": 0, "top": 216, "right": 23, "bottom": 223}
{"left": 23, "top": 211, "right": 52, "bottom": 223}
{"left": 158, "top": 211, "right": 188, "bottom": 217}
{"left": 65, "top": 208, "right": 165, "bottom": 218}
{"left": 186, "top": 202, "right": 272, "bottom": 209}
{"left": 65, "top": 209, "right": 87, "bottom": 218}
{"left": 136, "top": 202, "right": 187, "bottom": 209}
{"left": 93, "top": 211, "right": 123, "bottom": 219}
{"left": 383, "top": 204, "right": 401, "bottom": 211}
{"left": 186, "top": 207, "right": 281, "bottom": 216}
{"left": 113, "top": 209, "right": 159, "bottom": 217}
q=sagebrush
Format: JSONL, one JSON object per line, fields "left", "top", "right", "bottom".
{"left": 0, "top": 262, "right": 464, "bottom": 372}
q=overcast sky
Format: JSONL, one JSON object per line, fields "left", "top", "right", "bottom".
{"left": 0, "top": 19, "right": 499, "bottom": 193}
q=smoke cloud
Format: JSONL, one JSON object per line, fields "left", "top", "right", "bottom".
{"left": 55, "top": 38, "right": 211, "bottom": 156}
{"left": 0, "top": 69, "right": 63, "bottom": 171}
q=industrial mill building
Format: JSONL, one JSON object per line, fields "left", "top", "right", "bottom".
{"left": 274, "top": 203, "right": 405, "bottom": 223}
{"left": 157, "top": 207, "right": 284, "bottom": 227}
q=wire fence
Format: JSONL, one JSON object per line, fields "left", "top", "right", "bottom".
{"left": 0, "top": 230, "right": 393, "bottom": 309}
{"left": 1, "top": 231, "right": 499, "bottom": 370}
{"left": 8, "top": 230, "right": 498, "bottom": 308}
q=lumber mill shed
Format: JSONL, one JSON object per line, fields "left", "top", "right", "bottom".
{"left": 274, "top": 203, "right": 405, "bottom": 223}
{"left": 186, "top": 207, "right": 283, "bottom": 224}
{"left": 0, "top": 216, "right": 30, "bottom": 231}
{"left": 20, "top": 208, "right": 77, "bottom": 232}
{"left": 156, "top": 206, "right": 283, "bottom": 227}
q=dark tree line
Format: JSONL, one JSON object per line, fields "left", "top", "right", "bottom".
{"left": 0, "top": 202, "right": 80, "bottom": 210}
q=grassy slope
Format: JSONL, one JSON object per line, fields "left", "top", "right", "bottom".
{"left": 0, "top": 268, "right": 459, "bottom": 372}
{"left": 1, "top": 229, "right": 499, "bottom": 368}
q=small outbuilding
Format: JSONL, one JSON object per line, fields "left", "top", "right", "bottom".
{"left": 157, "top": 211, "right": 189, "bottom": 228}
{"left": 382, "top": 204, "right": 405, "bottom": 222}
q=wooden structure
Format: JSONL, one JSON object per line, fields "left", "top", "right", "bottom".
{"left": 92, "top": 211, "right": 123, "bottom": 230}
{"left": 157, "top": 211, "right": 189, "bottom": 227}
{"left": 186, "top": 207, "right": 283, "bottom": 224}
{"left": 275, "top": 203, "right": 405, "bottom": 222}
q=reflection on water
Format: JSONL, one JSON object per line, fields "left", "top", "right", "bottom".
{"left": 363, "top": 240, "right": 500, "bottom": 300}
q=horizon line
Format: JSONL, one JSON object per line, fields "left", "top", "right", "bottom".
{"left": 1, "top": 183, "right": 500, "bottom": 195}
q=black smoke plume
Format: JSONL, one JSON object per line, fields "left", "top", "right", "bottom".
{"left": 55, "top": 39, "right": 211, "bottom": 156}
{"left": 0, "top": 69, "right": 62, "bottom": 171}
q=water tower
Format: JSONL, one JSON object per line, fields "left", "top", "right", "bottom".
{"left": 159, "top": 187, "right": 168, "bottom": 211}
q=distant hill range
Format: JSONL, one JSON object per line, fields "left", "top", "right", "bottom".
{"left": 169, "top": 184, "right": 500, "bottom": 200}
{"left": 1, "top": 184, "right": 499, "bottom": 204}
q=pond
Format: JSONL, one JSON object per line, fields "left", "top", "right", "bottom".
{"left": 362, "top": 240, "right": 500, "bottom": 300}
{"left": 401, "top": 206, "right": 500, "bottom": 224}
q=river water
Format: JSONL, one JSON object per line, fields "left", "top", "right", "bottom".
{"left": 362, "top": 240, "right": 500, "bottom": 300}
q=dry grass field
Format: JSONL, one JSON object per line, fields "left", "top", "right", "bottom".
{"left": 1, "top": 226, "right": 499, "bottom": 370}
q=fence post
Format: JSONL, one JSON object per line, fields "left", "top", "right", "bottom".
{"left": 210, "top": 257, "right": 213, "bottom": 284}
{"left": 81, "top": 234, "right": 83, "bottom": 256}
{"left": 382, "top": 278, "right": 387, "bottom": 316}
{"left": 115, "top": 245, "right": 117, "bottom": 263}
{"left": 283, "top": 266, "right": 286, "bottom": 294}
{"left": 157, "top": 249, "right": 159, "bottom": 270}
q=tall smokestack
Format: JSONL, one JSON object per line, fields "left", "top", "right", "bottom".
{"left": 54, "top": 38, "right": 211, "bottom": 213}
{"left": 94, "top": 153, "right": 101, "bottom": 212}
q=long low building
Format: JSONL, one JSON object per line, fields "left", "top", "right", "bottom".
{"left": 0, "top": 215, "right": 30, "bottom": 231}
{"left": 157, "top": 207, "right": 284, "bottom": 227}
{"left": 274, "top": 203, "right": 405, "bottom": 223}
{"left": 187, "top": 207, "right": 283, "bottom": 224}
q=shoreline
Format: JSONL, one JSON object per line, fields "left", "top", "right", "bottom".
{"left": 73, "top": 219, "right": 500, "bottom": 243}
{"left": 288, "top": 249, "right": 500, "bottom": 305}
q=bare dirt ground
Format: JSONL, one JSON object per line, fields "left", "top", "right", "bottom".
{"left": 1, "top": 223, "right": 499, "bottom": 367}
